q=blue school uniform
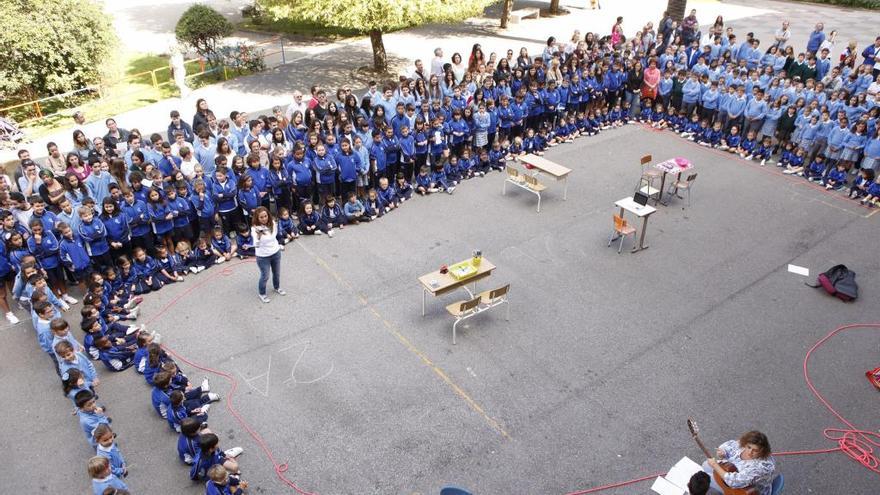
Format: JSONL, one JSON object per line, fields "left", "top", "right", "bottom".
{"left": 740, "top": 138, "right": 757, "bottom": 154}
{"left": 178, "top": 432, "right": 200, "bottom": 464}
{"left": 78, "top": 218, "right": 110, "bottom": 257}
{"left": 151, "top": 384, "right": 171, "bottom": 418}
{"left": 61, "top": 351, "right": 97, "bottom": 383}
{"left": 236, "top": 187, "right": 260, "bottom": 214}
{"left": 363, "top": 197, "right": 384, "bottom": 218}
{"left": 211, "top": 178, "right": 238, "bottom": 213}
{"left": 377, "top": 186, "right": 398, "bottom": 207}
{"left": 120, "top": 198, "right": 151, "bottom": 238}
{"left": 394, "top": 180, "right": 413, "bottom": 200}
{"left": 753, "top": 143, "right": 773, "bottom": 159}
{"left": 92, "top": 475, "right": 128, "bottom": 495}
{"left": 97, "top": 441, "right": 127, "bottom": 477}
{"left": 824, "top": 168, "right": 847, "bottom": 188}
{"left": 78, "top": 408, "right": 110, "bottom": 447}
{"left": 236, "top": 232, "right": 254, "bottom": 256}
{"left": 27, "top": 230, "right": 61, "bottom": 269}
{"left": 191, "top": 447, "right": 225, "bottom": 480}
{"left": 320, "top": 204, "right": 346, "bottom": 227}
{"left": 148, "top": 202, "right": 175, "bottom": 235}
{"left": 335, "top": 151, "right": 362, "bottom": 184}
{"left": 805, "top": 160, "right": 825, "bottom": 179}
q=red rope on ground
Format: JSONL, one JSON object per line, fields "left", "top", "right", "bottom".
{"left": 141, "top": 259, "right": 879, "bottom": 493}
{"left": 145, "top": 259, "right": 318, "bottom": 495}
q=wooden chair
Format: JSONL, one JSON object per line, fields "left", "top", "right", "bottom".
{"left": 506, "top": 166, "right": 524, "bottom": 183}
{"left": 524, "top": 174, "right": 546, "bottom": 211}
{"left": 445, "top": 296, "right": 482, "bottom": 344}
{"left": 476, "top": 284, "right": 511, "bottom": 321}
{"left": 638, "top": 154, "right": 662, "bottom": 201}
{"left": 669, "top": 173, "right": 697, "bottom": 206}
{"left": 607, "top": 214, "right": 636, "bottom": 253}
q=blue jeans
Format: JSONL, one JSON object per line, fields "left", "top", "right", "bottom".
{"left": 256, "top": 250, "right": 281, "bottom": 296}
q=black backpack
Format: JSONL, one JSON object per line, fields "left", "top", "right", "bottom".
{"left": 807, "top": 264, "right": 858, "bottom": 302}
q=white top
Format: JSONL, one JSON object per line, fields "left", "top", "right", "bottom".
{"left": 615, "top": 197, "right": 657, "bottom": 217}
{"left": 252, "top": 223, "right": 281, "bottom": 257}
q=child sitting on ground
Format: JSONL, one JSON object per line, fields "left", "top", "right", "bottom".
{"left": 860, "top": 176, "right": 880, "bottom": 206}
{"left": 823, "top": 162, "right": 848, "bottom": 190}
{"left": 299, "top": 201, "right": 330, "bottom": 236}
{"left": 801, "top": 153, "right": 826, "bottom": 181}
{"left": 849, "top": 169, "right": 875, "bottom": 199}
{"left": 206, "top": 463, "right": 248, "bottom": 495}
{"left": 234, "top": 224, "right": 255, "bottom": 258}
{"left": 210, "top": 227, "right": 236, "bottom": 263}
{"left": 275, "top": 208, "right": 299, "bottom": 244}
{"left": 320, "top": 195, "right": 346, "bottom": 234}
{"left": 343, "top": 192, "right": 367, "bottom": 224}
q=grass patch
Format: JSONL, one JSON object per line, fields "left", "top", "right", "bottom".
{"left": 11, "top": 53, "right": 227, "bottom": 140}
{"left": 239, "top": 17, "right": 363, "bottom": 39}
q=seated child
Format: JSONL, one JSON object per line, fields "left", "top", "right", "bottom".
{"left": 94, "top": 335, "right": 136, "bottom": 372}
{"left": 298, "top": 201, "right": 330, "bottom": 236}
{"left": 167, "top": 389, "right": 211, "bottom": 432}
{"left": 363, "top": 189, "right": 385, "bottom": 219}
{"left": 738, "top": 131, "right": 757, "bottom": 159}
{"left": 849, "top": 169, "right": 875, "bottom": 199}
{"left": 488, "top": 143, "right": 506, "bottom": 171}
{"left": 752, "top": 136, "right": 774, "bottom": 165}
{"left": 176, "top": 241, "right": 205, "bottom": 274}
{"left": 210, "top": 227, "right": 236, "bottom": 264}
{"left": 431, "top": 163, "right": 454, "bottom": 194}
{"left": 639, "top": 103, "right": 653, "bottom": 123}
{"left": 777, "top": 142, "right": 796, "bottom": 167}
{"left": 131, "top": 247, "right": 164, "bottom": 293}
{"left": 275, "top": 207, "right": 299, "bottom": 243}
{"left": 394, "top": 173, "right": 413, "bottom": 201}
{"left": 800, "top": 153, "right": 826, "bottom": 180}
{"left": 650, "top": 103, "right": 666, "bottom": 128}
{"left": 860, "top": 177, "right": 880, "bottom": 206}
{"left": 691, "top": 119, "right": 710, "bottom": 143}
{"left": 178, "top": 417, "right": 206, "bottom": 465}
{"left": 376, "top": 177, "right": 398, "bottom": 211}
{"left": 234, "top": 224, "right": 254, "bottom": 257}
{"left": 206, "top": 464, "right": 248, "bottom": 495}
{"left": 718, "top": 125, "right": 741, "bottom": 152}
{"left": 192, "top": 236, "right": 218, "bottom": 267}
{"left": 320, "top": 196, "right": 346, "bottom": 233}
{"left": 414, "top": 166, "right": 433, "bottom": 195}
{"left": 343, "top": 192, "right": 368, "bottom": 224}
{"left": 698, "top": 121, "right": 722, "bottom": 147}
{"left": 680, "top": 114, "right": 701, "bottom": 139}
{"left": 190, "top": 432, "right": 243, "bottom": 481}
{"left": 823, "top": 163, "right": 848, "bottom": 190}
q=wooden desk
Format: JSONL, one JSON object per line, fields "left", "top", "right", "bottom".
{"left": 418, "top": 258, "right": 496, "bottom": 316}
{"left": 518, "top": 154, "right": 572, "bottom": 200}
{"left": 614, "top": 197, "right": 657, "bottom": 253}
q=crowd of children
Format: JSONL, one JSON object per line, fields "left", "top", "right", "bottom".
{"left": 5, "top": 9, "right": 880, "bottom": 493}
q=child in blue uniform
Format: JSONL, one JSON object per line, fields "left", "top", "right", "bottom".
{"left": 363, "top": 189, "right": 384, "bottom": 220}
{"left": 89, "top": 455, "right": 128, "bottom": 495}
{"left": 206, "top": 464, "right": 247, "bottom": 495}
{"left": 275, "top": 207, "right": 299, "bottom": 244}
{"left": 823, "top": 163, "right": 848, "bottom": 190}
{"left": 752, "top": 136, "right": 774, "bottom": 165}
{"left": 94, "top": 424, "right": 127, "bottom": 478}
{"left": 298, "top": 201, "right": 329, "bottom": 236}
{"left": 155, "top": 245, "right": 186, "bottom": 282}
{"left": 234, "top": 224, "right": 255, "bottom": 257}
{"left": 191, "top": 432, "right": 243, "bottom": 481}
{"left": 131, "top": 246, "right": 164, "bottom": 293}
{"left": 94, "top": 336, "right": 135, "bottom": 372}
{"left": 320, "top": 196, "right": 346, "bottom": 233}
{"left": 210, "top": 227, "right": 236, "bottom": 263}
{"left": 75, "top": 390, "right": 111, "bottom": 447}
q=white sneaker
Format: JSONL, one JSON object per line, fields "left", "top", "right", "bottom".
{"left": 5, "top": 312, "right": 19, "bottom": 325}
{"left": 126, "top": 325, "right": 140, "bottom": 335}
{"left": 200, "top": 403, "right": 211, "bottom": 414}
{"left": 61, "top": 294, "right": 78, "bottom": 305}
{"left": 201, "top": 378, "right": 210, "bottom": 392}
{"left": 189, "top": 266, "right": 198, "bottom": 274}
{"left": 176, "top": 276, "right": 184, "bottom": 282}
{"left": 151, "top": 332, "right": 162, "bottom": 344}
{"left": 224, "top": 447, "right": 244, "bottom": 458}
{"left": 447, "top": 187, "right": 455, "bottom": 194}
{"left": 207, "top": 392, "right": 221, "bottom": 402}
{"left": 60, "top": 302, "right": 70, "bottom": 311}
{"left": 258, "top": 294, "right": 270, "bottom": 303}
{"left": 314, "top": 230, "right": 323, "bottom": 235}
{"left": 196, "top": 266, "right": 206, "bottom": 273}
{"left": 275, "top": 288, "right": 287, "bottom": 296}
{"left": 128, "top": 307, "right": 140, "bottom": 319}
{"left": 760, "top": 159, "right": 766, "bottom": 166}
{"left": 327, "top": 230, "right": 334, "bottom": 238}
{"left": 215, "top": 257, "right": 226, "bottom": 264}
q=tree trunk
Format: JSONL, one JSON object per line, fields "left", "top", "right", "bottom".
{"left": 500, "top": 0, "right": 512, "bottom": 29}
{"left": 369, "top": 29, "right": 387, "bottom": 72}
{"left": 666, "top": 0, "right": 687, "bottom": 21}
{"left": 549, "top": 0, "right": 560, "bottom": 15}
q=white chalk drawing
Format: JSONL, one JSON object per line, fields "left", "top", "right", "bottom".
{"left": 235, "top": 341, "right": 334, "bottom": 398}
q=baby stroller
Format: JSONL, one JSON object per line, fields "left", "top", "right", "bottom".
{"left": 0, "top": 115, "right": 28, "bottom": 150}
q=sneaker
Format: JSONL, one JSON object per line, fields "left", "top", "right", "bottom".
{"left": 201, "top": 377, "right": 210, "bottom": 392}
{"left": 274, "top": 288, "right": 287, "bottom": 296}
{"left": 215, "top": 257, "right": 226, "bottom": 264}
{"left": 124, "top": 297, "right": 143, "bottom": 310}
{"left": 176, "top": 276, "right": 184, "bottom": 282}
{"left": 128, "top": 307, "right": 140, "bottom": 319}
{"left": 258, "top": 294, "right": 270, "bottom": 304}
{"left": 314, "top": 230, "right": 323, "bottom": 235}
{"left": 61, "top": 294, "right": 78, "bottom": 305}
{"left": 447, "top": 187, "right": 455, "bottom": 194}
{"left": 224, "top": 447, "right": 244, "bottom": 458}
{"left": 207, "top": 392, "right": 221, "bottom": 402}
{"left": 760, "top": 159, "right": 766, "bottom": 166}
{"left": 189, "top": 266, "right": 198, "bottom": 274}
{"left": 200, "top": 403, "right": 211, "bottom": 414}
{"left": 782, "top": 169, "right": 794, "bottom": 175}
{"left": 327, "top": 229, "right": 334, "bottom": 238}
{"left": 60, "top": 302, "right": 70, "bottom": 311}
{"left": 151, "top": 332, "right": 163, "bottom": 344}
{"left": 196, "top": 266, "right": 206, "bottom": 273}
{"left": 5, "top": 312, "right": 19, "bottom": 325}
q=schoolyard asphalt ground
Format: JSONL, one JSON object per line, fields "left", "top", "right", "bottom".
{"left": 3, "top": 1, "right": 880, "bottom": 494}
{"left": 3, "top": 122, "right": 880, "bottom": 494}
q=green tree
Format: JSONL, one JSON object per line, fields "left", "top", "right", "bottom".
{"left": 0, "top": 0, "right": 116, "bottom": 100}
{"left": 175, "top": 4, "right": 234, "bottom": 67}
{"left": 258, "top": 0, "right": 493, "bottom": 72}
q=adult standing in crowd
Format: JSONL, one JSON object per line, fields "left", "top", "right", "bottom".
{"left": 772, "top": 21, "right": 791, "bottom": 51}
{"left": 252, "top": 206, "right": 285, "bottom": 303}
{"left": 806, "top": 23, "right": 826, "bottom": 56}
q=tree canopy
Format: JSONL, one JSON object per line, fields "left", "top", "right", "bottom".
{"left": 258, "top": 0, "right": 493, "bottom": 71}
{"left": 0, "top": 0, "right": 116, "bottom": 100}
{"left": 175, "top": 4, "right": 234, "bottom": 65}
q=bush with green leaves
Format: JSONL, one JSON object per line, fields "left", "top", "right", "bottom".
{"left": 0, "top": 0, "right": 116, "bottom": 100}
{"left": 175, "top": 4, "right": 235, "bottom": 66}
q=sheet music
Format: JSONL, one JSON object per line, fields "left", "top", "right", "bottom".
{"left": 651, "top": 456, "right": 703, "bottom": 495}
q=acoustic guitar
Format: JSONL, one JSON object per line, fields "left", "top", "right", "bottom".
{"left": 687, "top": 418, "right": 757, "bottom": 495}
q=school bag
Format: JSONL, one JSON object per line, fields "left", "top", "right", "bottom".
{"left": 806, "top": 264, "right": 858, "bottom": 302}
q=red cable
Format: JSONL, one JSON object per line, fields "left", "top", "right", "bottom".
{"left": 565, "top": 323, "right": 880, "bottom": 494}
{"left": 143, "top": 261, "right": 879, "bottom": 493}
{"left": 145, "top": 260, "right": 318, "bottom": 495}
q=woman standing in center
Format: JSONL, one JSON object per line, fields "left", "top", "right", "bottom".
{"left": 252, "top": 206, "right": 286, "bottom": 303}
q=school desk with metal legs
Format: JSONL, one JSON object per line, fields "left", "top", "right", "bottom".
{"left": 418, "top": 259, "right": 496, "bottom": 316}
{"left": 614, "top": 197, "right": 657, "bottom": 253}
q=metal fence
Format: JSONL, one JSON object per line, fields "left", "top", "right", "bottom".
{"left": 0, "top": 36, "right": 287, "bottom": 130}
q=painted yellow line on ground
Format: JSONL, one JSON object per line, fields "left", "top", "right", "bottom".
{"left": 297, "top": 243, "right": 511, "bottom": 440}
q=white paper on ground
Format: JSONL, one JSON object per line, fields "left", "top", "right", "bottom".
{"left": 665, "top": 456, "right": 704, "bottom": 490}
{"left": 651, "top": 476, "right": 685, "bottom": 495}
{"left": 787, "top": 264, "right": 810, "bottom": 277}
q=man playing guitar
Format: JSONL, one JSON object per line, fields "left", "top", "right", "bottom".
{"left": 702, "top": 430, "right": 777, "bottom": 495}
